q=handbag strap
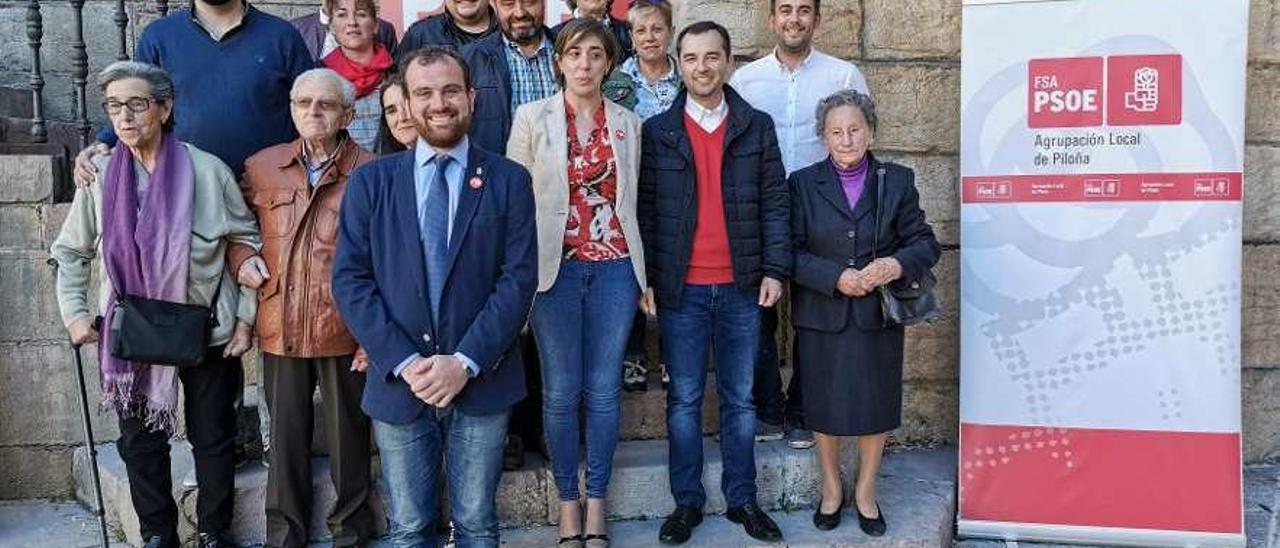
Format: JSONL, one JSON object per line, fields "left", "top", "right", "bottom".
{"left": 208, "top": 269, "right": 225, "bottom": 326}
{"left": 872, "top": 165, "right": 886, "bottom": 261}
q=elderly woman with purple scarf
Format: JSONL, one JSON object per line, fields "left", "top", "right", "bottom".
{"left": 788, "top": 89, "right": 940, "bottom": 536}
{"left": 50, "top": 61, "right": 261, "bottom": 548}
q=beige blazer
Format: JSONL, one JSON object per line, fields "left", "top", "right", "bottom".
{"left": 507, "top": 92, "right": 647, "bottom": 293}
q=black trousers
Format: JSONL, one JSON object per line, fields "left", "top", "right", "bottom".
{"left": 508, "top": 332, "right": 544, "bottom": 453}
{"left": 262, "top": 353, "right": 374, "bottom": 548}
{"left": 116, "top": 347, "right": 240, "bottom": 547}
{"left": 753, "top": 306, "right": 804, "bottom": 427}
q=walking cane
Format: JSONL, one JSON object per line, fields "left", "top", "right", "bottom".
{"left": 49, "top": 258, "right": 111, "bottom": 547}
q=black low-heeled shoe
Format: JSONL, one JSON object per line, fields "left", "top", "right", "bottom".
{"left": 558, "top": 533, "right": 584, "bottom": 547}
{"left": 856, "top": 503, "right": 886, "bottom": 536}
{"left": 812, "top": 499, "right": 844, "bottom": 531}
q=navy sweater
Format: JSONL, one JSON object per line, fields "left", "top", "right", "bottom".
{"left": 134, "top": 6, "right": 313, "bottom": 175}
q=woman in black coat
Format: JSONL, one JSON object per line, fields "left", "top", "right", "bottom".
{"left": 789, "top": 90, "right": 941, "bottom": 536}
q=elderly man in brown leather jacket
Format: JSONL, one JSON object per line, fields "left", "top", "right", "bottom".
{"left": 237, "top": 67, "right": 377, "bottom": 548}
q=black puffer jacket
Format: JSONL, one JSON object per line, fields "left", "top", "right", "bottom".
{"left": 638, "top": 86, "right": 791, "bottom": 308}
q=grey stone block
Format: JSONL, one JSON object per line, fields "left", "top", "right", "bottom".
{"left": 1245, "top": 146, "right": 1280, "bottom": 244}
{"left": 0, "top": 204, "right": 44, "bottom": 249}
{"left": 0, "top": 155, "right": 55, "bottom": 203}
{"left": 0, "top": 341, "right": 119, "bottom": 446}
{"left": 0, "top": 256, "right": 73, "bottom": 343}
{"left": 0, "top": 500, "right": 129, "bottom": 548}
{"left": 74, "top": 442, "right": 190, "bottom": 547}
{"left": 1244, "top": 367, "right": 1280, "bottom": 463}
{"left": 0, "top": 445, "right": 76, "bottom": 500}
{"left": 1244, "top": 245, "right": 1280, "bottom": 370}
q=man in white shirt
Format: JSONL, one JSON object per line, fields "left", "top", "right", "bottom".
{"left": 730, "top": 0, "right": 870, "bottom": 451}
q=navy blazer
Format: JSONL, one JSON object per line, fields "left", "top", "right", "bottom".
{"left": 332, "top": 144, "right": 538, "bottom": 423}
{"left": 789, "top": 154, "right": 940, "bottom": 332}
{"left": 460, "top": 28, "right": 557, "bottom": 154}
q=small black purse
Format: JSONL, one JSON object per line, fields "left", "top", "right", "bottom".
{"left": 109, "top": 275, "right": 221, "bottom": 368}
{"left": 872, "top": 166, "right": 940, "bottom": 327}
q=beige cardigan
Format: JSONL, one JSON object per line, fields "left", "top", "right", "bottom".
{"left": 50, "top": 142, "right": 262, "bottom": 346}
{"left": 506, "top": 93, "right": 648, "bottom": 293}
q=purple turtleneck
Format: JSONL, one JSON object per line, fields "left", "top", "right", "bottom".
{"left": 833, "top": 155, "right": 869, "bottom": 210}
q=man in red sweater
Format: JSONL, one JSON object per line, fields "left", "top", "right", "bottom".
{"left": 636, "top": 20, "right": 791, "bottom": 546}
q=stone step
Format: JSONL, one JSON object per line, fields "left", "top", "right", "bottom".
{"left": 0, "top": 500, "right": 130, "bottom": 548}
{"left": 501, "top": 469, "right": 956, "bottom": 547}
{"left": 75, "top": 438, "right": 953, "bottom": 547}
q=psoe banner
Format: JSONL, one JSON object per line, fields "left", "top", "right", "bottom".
{"left": 958, "top": 0, "right": 1248, "bottom": 546}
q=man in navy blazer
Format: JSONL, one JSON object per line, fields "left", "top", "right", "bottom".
{"left": 332, "top": 46, "right": 537, "bottom": 547}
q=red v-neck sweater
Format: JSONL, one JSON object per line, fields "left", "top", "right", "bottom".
{"left": 683, "top": 113, "right": 735, "bottom": 285}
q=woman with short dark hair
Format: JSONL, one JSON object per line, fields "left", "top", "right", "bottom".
{"left": 506, "top": 18, "right": 645, "bottom": 548}
{"left": 789, "top": 89, "right": 941, "bottom": 536}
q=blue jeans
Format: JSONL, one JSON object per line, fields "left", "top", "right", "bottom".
{"left": 530, "top": 258, "right": 639, "bottom": 501}
{"left": 660, "top": 283, "right": 761, "bottom": 509}
{"left": 373, "top": 408, "right": 509, "bottom": 548}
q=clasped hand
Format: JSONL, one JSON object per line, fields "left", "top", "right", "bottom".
{"left": 837, "top": 257, "right": 903, "bottom": 298}
{"left": 402, "top": 355, "right": 470, "bottom": 408}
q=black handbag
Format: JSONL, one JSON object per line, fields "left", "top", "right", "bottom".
{"left": 872, "top": 166, "right": 940, "bottom": 326}
{"left": 108, "top": 274, "right": 221, "bottom": 368}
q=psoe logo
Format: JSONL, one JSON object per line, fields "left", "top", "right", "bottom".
{"left": 1027, "top": 57, "right": 1105, "bottom": 128}
{"left": 1107, "top": 54, "right": 1183, "bottom": 126}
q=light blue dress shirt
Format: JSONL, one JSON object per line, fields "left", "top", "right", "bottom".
{"left": 393, "top": 136, "right": 480, "bottom": 380}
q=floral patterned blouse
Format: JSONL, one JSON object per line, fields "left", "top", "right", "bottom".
{"left": 562, "top": 100, "right": 630, "bottom": 261}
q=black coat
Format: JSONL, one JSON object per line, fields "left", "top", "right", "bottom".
{"left": 393, "top": 8, "right": 499, "bottom": 61}
{"left": 789, "top": 154, "right": 941, "bottom": 332}
{"left": 460, "top": 27, "right": 558, "bottom": 154}
{"left": 638, "top": 87, "right": 791, "bottom": 308}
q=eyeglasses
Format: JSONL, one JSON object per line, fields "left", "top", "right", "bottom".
{"left": 291, "top": 97, "right": 344, "bottom": 112}
{"left": 101, "top": 97, "right": 159, "bottom": 116}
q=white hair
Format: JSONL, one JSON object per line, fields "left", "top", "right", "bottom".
{"left": 291, "top": 68, "right": 357, "bottom": 108}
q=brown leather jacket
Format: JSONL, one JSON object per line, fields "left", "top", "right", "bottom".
{"left": 239, "top": 137, "right": 374, "bottom": 357}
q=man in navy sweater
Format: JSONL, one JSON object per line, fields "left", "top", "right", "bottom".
{"left": 76, "top": 0, "right": 313, "bottom": 182}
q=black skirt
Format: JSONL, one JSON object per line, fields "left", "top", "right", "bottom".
{"left": 796, "top": 322, "right": 904, "bottom": 436}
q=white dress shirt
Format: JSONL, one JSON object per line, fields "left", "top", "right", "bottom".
{"left": 684, "top": 93, "right": 729, "bottom": 133}
{"left": 730, "top": 48, "right": 870, "bottom": 175}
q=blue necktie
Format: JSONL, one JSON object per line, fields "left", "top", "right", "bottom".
{"left": 423, "top": 154, "right": 453, "bottom": 323}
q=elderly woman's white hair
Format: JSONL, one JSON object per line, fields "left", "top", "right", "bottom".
{"left": 815, "top": 89, "right": 878, "bottom": 136}
{"left": 291, "top": 68, "right": 358, "bottom": 108}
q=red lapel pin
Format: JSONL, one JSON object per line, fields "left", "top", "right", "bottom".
{"left": 614, "top": 129, "right": 626, "bottom": 141}
{"left": 469, "top": 176, "right": 483, "bottom": 190}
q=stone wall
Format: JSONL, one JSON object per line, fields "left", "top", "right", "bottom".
{"left": 0, "top": 0, "right": 1277, "bottom": 500}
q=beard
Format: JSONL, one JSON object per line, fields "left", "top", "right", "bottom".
{"left": 414, "top": 106, "right": 472, "bottom": 149}
{"left": 202, "top": 0, "right": 236, "bottom": 7}
{"left": 504, "top": 17, "right": 541, "bottom": 44}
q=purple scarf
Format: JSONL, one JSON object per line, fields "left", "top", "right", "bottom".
{"left": 100, "top": 132, "right": 195, "bottom": 433}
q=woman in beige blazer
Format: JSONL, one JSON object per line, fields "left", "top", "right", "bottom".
{"left": 506, "top": 18, "right": 645, "bottom": 548}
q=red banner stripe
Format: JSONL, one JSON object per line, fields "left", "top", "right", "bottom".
{"left": 960, "top": 172, "right": 1242, "bottom": 203}
{"left": 959, "top": 423, "right": 1242, "bottom": 533}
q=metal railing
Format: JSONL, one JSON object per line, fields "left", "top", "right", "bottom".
{"left": 23, "top": 0, "right": 172, "bottom": 146}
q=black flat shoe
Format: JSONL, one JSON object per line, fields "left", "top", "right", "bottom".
{"left": 726, "top": 502, "right": 783, "bottom": 543}
{"left": 856, "top": 503, "right": 886, "bottom": 537}
{"left": 812, "top": 498, "right": 843, "bottom": 531}
{"left": 659, "top": 505, "right": 703, "bottom": 545}
{"left": 557, "top": 533, "right": 584, "bottom": 547}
